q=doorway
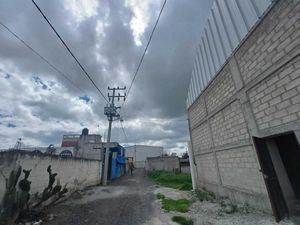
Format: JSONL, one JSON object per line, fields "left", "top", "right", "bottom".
{"left": 253, "top": 132, "right": 300, "bottom": 222}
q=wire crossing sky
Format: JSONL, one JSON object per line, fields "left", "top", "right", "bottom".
{"left": 0, "top": 0, "right": 213, "bottom": 153}
{"left": 31, "top": 0, "right": 109, "bottom": 104}
{"left": 0, "top": 21, "right": 86, "bottom": 95}
{"left": 121, "top": 0, "right": 167, "bottom": 115}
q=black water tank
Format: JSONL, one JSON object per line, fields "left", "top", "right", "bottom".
{"left": 82, "top": 128, "right": 89, "bottom": 135}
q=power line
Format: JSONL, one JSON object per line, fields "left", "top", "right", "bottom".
{"left": 121, "top": 0, "right": 167, "bottom": 111}
{"left": 120, "top": 120, "right": 129, "bottom": 143}
{"left": 0, "top": 21, "right": 86, "bottom": 94}
{"left": 31, "top": 0, "right": 109, "bottom": 104}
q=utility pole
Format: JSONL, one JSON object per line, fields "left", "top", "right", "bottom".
{"left": 102, "top": 86, "right": 126, "bottom": 185}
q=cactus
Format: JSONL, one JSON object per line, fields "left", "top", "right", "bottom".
{"left": 0, "top": 166, "right": 31, "bottom": 225}
{"left": 38, "top": 165, "right": 67, "bottom": 204}
{"left": 52, "top": 179, "right": 62, "bottom": 195}
{"left": 18, "top": 169, "right": 32, "bottom": 209}
{"left": 1, "top": 165, "right": 69, "bottom": 224}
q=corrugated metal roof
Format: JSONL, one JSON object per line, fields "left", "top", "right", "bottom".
{"left": 187, "top": 0, "right": 273, "bottom": 108}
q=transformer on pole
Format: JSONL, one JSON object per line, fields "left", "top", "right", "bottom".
{"left": 102, "top": 86, "right": 126, "bottom": 185}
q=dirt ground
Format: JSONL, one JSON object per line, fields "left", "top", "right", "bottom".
{"left": 43, "top": 169, "right": 176, "bottom": 225}
{"left": 42, "top": 170, "right": 296, "bottom": 225}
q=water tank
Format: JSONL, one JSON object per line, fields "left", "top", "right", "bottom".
{"left": 82, "top": 128, "right": 89, "bottom": 135}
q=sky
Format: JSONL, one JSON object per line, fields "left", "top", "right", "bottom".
{"left": 0, "top": 0, "right": 213, "bottom": 154}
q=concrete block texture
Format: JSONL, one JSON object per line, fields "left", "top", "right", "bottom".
{"left": 248, "top": 56, "right": 300, "bottom": 130}
{"left": 235, "top": 0, "right": 300, "bottom": 84}
{"left": 0, "top": 152, "right": 101, "bottom": 200}
{"left": 216, "top": 145, "right": 266, "bottom": 194}
{"left": 205, "top": 64, "right": 236, "bottom": 113}
{"left": 210, "top": 101, "right": 250, "bottom": 147}
{"left": 188, "top": 95, "right": 207, "bottom": 128}
{"left": 187, "top": 0, "right": 300, "bottom": 214}
{"left": 195, "top": 153, "right": 219, "bottom": 185}
{"left": 191, "top": 122, "right": 213, "bottom": 154}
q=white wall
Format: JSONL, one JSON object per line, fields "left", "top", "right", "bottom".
{"left": 125, "top": 145, "right": 163, "bottom": 168}
{"left": 0, "top": 151, "right": 101, "bottom": 199}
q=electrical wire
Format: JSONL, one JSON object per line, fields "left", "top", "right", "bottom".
{"left": 31, "top": 0, "right": 109, "bottom": 104}
{"left": 120, "top": 120, "right": 129, "bottom": 143}
{"left": 121, "top": 0, "right": 167, "bottom": 112}
{"left": 0, "top": 21, "right": 86, "bottom": 94}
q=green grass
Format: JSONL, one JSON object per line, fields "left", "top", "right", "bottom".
{"left": 172, "top": 216, "right": 194, "bottom": 225}
{"left": 161, "top": 198, "right": 192, "bottom": 213}
{"left": 147, "top": 170, "right": 192, "bottom": 190}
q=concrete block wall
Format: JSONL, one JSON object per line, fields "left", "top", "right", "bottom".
{"left": 205, "top": 65, "right": 236, "bottom": 113}
{"left": 216, "top": 146, "right": 266, "bottom": 194}
{"left": 0, "top": 151, "right": 101, "bottom": 200}
{"left": 210, "top": 101, "right": 249, "bottom": 147}
{"left": 146, "top": 156, "right": 180, "bottom": 172}
{"left": 235, "top": 0, "right": 300, "bottom": 85}
{"left": 188, "top": 0, "right": 300, "bottom": 213}
{"left": 195, "top": 153, "right": 219, "bottom": 185}
{"left": 248, "top": 56, "right": 300, "bottom": 130}
{"left": 188, "top": 96, "right": 206, "bottom": 129}
{"left": 191, "top": 122, "right": 212, "bottom": 154}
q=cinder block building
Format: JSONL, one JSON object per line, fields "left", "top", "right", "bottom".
{"left": 187, "top": 0, "right": 300, "bottom": 222}
{"left": 125, "top": 145, "right": 163, "bottom": 168}
{"left": 61, "top": 128, "right": 102, "bottom": 160}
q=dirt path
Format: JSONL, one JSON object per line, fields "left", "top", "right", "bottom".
{"left": 44, "top": 169, "right": 175, "bottom": 225}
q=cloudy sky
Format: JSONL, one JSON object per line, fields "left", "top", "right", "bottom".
{"left": 0, "top": 0, "right": 213, "bottom": 154}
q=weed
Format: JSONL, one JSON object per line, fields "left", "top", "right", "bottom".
{"left": 195, "top": 189, "right": 216, "bottom": 202}
{"left": 156, "top": 193, "right": 165, "bottom": 200}
{"left": 172, "top": 216, "right": 194, "bottom": 225}
{"left": 219, "top": 198, "right": 238, "bottom": 214}
{"left": 147, "top": 171, "right": 192, "bottom": 190}
{"left": 161, "top": 198, "right": 192, "bottom": 213}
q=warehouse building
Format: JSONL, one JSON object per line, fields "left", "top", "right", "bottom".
{"left": 187, "top": 0, "right": 300, "bottom": 222}
{"left": 125, "top": 145, "right": 163, "bottom": 168}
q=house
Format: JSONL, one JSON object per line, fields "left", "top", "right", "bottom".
{"left": 61, "top": 128, "right": 102, "bottom": 160}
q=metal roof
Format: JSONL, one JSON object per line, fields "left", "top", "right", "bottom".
{"left": 187, "top": 0, "right": 273, "bottom": 108}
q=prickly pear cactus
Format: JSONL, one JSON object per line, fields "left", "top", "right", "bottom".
{"left": 0, "top": 166, "right": 23, "bottom": 225}
{"left": 18, "top": 169, "right": 32, "bottom": 209}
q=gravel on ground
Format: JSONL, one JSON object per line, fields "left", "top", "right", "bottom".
{"left": 42, "top": 170, "right": 296, "bottom": 225}
{"left": 43, "top": 169, "right": 176, "bottom": 225}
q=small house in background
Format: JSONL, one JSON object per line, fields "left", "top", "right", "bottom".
{"left": 125, "top": 145, "right": 163, "bottom": 168}
{"left": 61, "top": 128, "right": 102, "bottom": 160}
{"left": 179, "top": 158, "right": 190, "bottom": 173}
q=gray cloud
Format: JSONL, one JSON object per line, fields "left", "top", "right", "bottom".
{"left": 0, "top": 0, "right": 213, "bottom": 153}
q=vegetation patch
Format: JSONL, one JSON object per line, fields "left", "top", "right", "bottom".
{"left": 172, "top": 216, "right": 194, "bottom": 225}
{"left": 194, "top": 188, "right": 216, "bottom": 202}
{"left": 147, "top": 170, "right": 192, "bottom": 190}
{"left": 218, "top": 198, "right": 251, "bottom": 215}
{"left": 156, "top": 193, "right": 165, "bottom": 200}
{"left": 161, "top": 198, "right": 192, "bottom": 213}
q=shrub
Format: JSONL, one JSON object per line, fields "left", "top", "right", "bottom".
{"left": 172, "top": 216, "right": 194, "bottom": 225}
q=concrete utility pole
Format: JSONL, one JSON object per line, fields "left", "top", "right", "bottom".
{"left": 102, "top": 86, "right": 126, "bottom": 185}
